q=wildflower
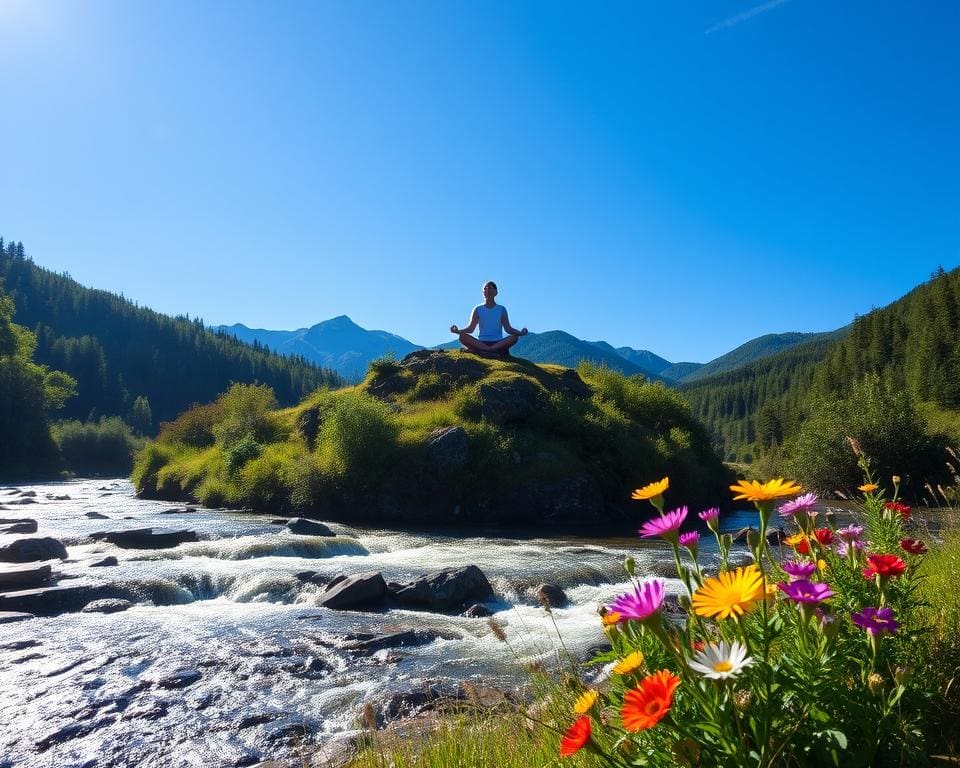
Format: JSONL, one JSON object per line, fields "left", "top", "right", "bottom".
{"left": 621, "top": 670, "right": 681, "bottom": 732}
{"left": 730, "top": 478, "right": 802, "bottom": 503}
{"left": 613, "top": 650, "right": 645, "bottom": 675}
{"left": 559, "top": 716, "right": 591, "bottom": 757}
{"left": 779, "top": 492, "right": 818, "bottom": 518}
{"left": 781, "top": 560, "right": 817, "bottom": 581}
{"left": 851, "top": 606, "right": 899, "bottom": 636}
{"left": 784, "top": 532, "right": 811, "bottom": 555}
{"left": 900, "top": 538, "right": 928, "bottom": 555}
{"left": 884, "top": 501, "right": 911, "bottom": 519}
{"left": 868, "top": 673, "right": 885, "bottom": 695}
{"left": 862, "top": 554, "right": 907, "bottom": 580}
{"left": 692, "top": 564, "right": 765, "bottom": 620}
{"left": 837, "top": 538, "right": 865, "bottom": 558}
{"left": 836, "top": 524, "right": 865, "bottom": 542}
{"left": 698, "top": 507, "right": 720, "bottom": 524}
{"left": 600, "top": 610, "right": 622, "bottom": 627}
{"left": 733, "top": 689, "right": 753, "bottom": 711}
{"left": 813, "top": 528, "right": 834, "bottom": 546}
{"left": 639, "top": 507, "right": 688, "bottom": 544}
{"left": 777, "top": 579, "right": 835, "bottom": 604}
{"left": 608, "top": 578, "right": 666, "bottom": 622}
{"left": 573, "top": 690, "right": 598, "bottom": 715}
{"left": 688, "top": 640, "right": 754, "bottom": 680}
{"left": 858, "top": 483, "right": 879, "bottom": 493}
{"left": 679, "top": 531, "right": 700, "bottom": 553}
{"left": 632, "top": 477, "right": 669, "bottom": 501}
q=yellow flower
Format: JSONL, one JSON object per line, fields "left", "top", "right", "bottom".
{"left": 817, "top": 559, "right": 827, "bottom": 572}
{"left": 730, "top": 478, "right": 802, "bottom": 503}
{"left": 613, "top": 651, "right": 645, "bottom": 675}
{"left": 601, "top": 611, "right": 622, "bottom": 627}
{"left": 783, "top": 533, "right": 806, "bottom": 547}
{"left": 858, "top": 483, "right": 878, "bottom": 492}
{"left": 692, "top": 565, "right": 765, "bottom": 620}
{"left": 573, "top": 689, "right": 598, "bottom": 714}
{"left": 632, "top": 477, "right": 669, "bottom": 501}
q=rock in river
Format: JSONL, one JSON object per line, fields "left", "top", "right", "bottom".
{"left": 0, "top": 536, "right": 68, "bottom": 563}
{"left": 90, "top": 527, "right": 198, "bottom": 549}
{"left": 0, "top": 519, "right": 38, "bottom": 534}
{"left": 286, "top": 518, "right": 335, "bottom": 536}
{"left": 317, "top": 571, "right": 387, "bottom": 610}
{"left": 82, "top": 598, "right": 133, "bottom": 614}
{"left": 0, "top": 562, "right": 53, "bottom": 590}
{"left": 390, "top": 565, "right": 495, "bottom": 612}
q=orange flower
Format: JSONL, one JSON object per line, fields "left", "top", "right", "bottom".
{"left": 691, "top": 564, "right": 765, "bottom": 620}
{"left": 559, "top": 715, "right": 591, "bottom": 757}
{"left": 730, "top": 478, "right": 802, "bottom": 503}
{"left": 601, "top": 611, "right": 622, "bottom": 627}
{"left": 784, "top": 533, "right": 810, "bottom": 555}
{"left": 632, "top": 477, "right": 669, "bottom": 501}
{"left": 858, "top": 483, "right": 879, "bottom": 493}
{"left": 621, "top": 669, "right": 681, "bottom": 732}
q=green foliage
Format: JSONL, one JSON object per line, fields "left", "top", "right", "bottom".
{"left": 781, "top": 374, "right": 937, "bottom": 494}
{"left": 314, "top": 390, "right": 398, "bottom": 478}
{"left": 55, "top": 417, "right": 143, "bottom": 475}
{"left": 158, "top": 401, "right": 223, "bottom": 448}
{"left": 212, "top": 383, "right": 281, "bottom": 446}
{"left": 129, "top": 395, "right": 153, "bottom": 435}
{"left": 225, "top": 433, "right": 263, "bottom": 474}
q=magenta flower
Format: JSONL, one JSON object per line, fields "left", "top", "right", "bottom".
{"left": 777, "top": 579, "right": 834, "bottom": 604}
{"left": 779, "top": 492, "right": 818, "bottom": 518}
{"left": 607, "top": 578, "right": 666, "bottom": 622}
{"left": 836, "top": 539, "right": 866, "bottom": 558}
{"left": 836, "top": 524, "right": 865, "bottom": 542}
{"left": 781, "top": 560, "right": 817, "bottom": 581}
{"left": 698, "top": 507, "right": 720, "bottom": 523}
{"left": 851, "top": 606, "right": 898, "bottom": 636}
{"left": 639, "top": 506, "right": 688, "bottom": 543}
{"left": 679, "top": 531, "right": 700, "bottom": 550}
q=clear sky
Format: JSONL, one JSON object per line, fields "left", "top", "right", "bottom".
{"left": 1, "top": 0, "right": 957, "bottom": 363}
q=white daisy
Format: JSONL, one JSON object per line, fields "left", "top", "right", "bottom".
{"left": 687, "top": 640, "right": 754, "bottom": 680}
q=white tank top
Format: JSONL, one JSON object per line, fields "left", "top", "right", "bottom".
{"left": 475, "top": 304, "right": 505, "bottom": 341}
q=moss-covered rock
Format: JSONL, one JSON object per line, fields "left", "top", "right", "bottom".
{"left": 133, "top": 351, "right": 733, "bottom": 529}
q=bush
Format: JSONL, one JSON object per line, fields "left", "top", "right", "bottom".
{"left": 55, "top": 417, "right": 142, "bottom": 475}
{"left": 315, "top": 391, "right": 399, "bottom": 478}
{"left": 212, "top": 383, "right": 282, "bottom": 446}
{"left": 157, "top": 401, "right": 223, "bottom": 447}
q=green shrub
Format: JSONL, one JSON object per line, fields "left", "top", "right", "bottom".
{"left": 212, "top": 383, "right": 282, "bottom": 446}
{"left": 158, "top": 401, "right": 223, "bottom": 447}
{"left": 239, "top": 443, "right": 298, "bottom": 509}
{"left": 315, "top": 391, "right": 399, "bottom": 478}
{"left": 225, "top": 433, "right": 262, "bottom": 474}
{"left": 55, "top": 417, "right": 142, "bottom": 475}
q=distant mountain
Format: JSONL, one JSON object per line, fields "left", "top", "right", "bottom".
{"left": 587, "top": 341, "right": 673, "bottom": 377}
{"left": 661, "top": 362, "right": 703, "bottom": 381}
{"left": 218, "top": 316, "right": 422, "bottom": 380}
{"left": 680, "top": 331, "right": 841, "bottom": 383}
{"left": 438, "top": 330, "right": 664, "bottom": 379}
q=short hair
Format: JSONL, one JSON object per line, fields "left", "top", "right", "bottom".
{"left": 484, "top": 281, "right": 498, "bottom": 290}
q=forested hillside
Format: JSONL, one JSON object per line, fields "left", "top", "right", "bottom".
{"left": 0, "top": 238, "right": 342, "bottom": 431}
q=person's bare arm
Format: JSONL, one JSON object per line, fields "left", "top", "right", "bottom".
{"left": 501, "top": 309, "right": 528, "bottom": 337}
{"left": 451, "top": 308, "right": 480, "bottom": 334}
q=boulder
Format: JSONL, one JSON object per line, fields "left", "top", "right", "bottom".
{"left": 0, "top": 537, "right": 68, "bottom": 563}
{"left": 0, "top": 611, "right": 34, "bottom": 624}
{"left": 476, "top": 378, "right": 540, "bottom": 424}
{"left": 90, "top": 528, "right": 198, "bottom": 549}
{"left": 317, "top": 571, "right": 388, "bottom": 610}
{"left": 0, "top": 584, "right": 99, "bottom": 615}
{"left": 558, "top": 368, "right": 592, "bottom": 398}
{"left": 286, "top": 518, "right": 335, "bottom": 537}
{"left": 88, "top": 556, "right": 119, "bottom": 568}
{"left": 391, "top": 565, "right": 495, "bottom": 612}
{"left": 462, "top": 603, "right": 492, "bottom": 618}
{"left": 535, "top": 583, "right": 568, "bottom": 609}
{"left": 0, "top": 562, "right": 53, "bottom": 590}
{"left": 425, "top": 427, "right": 470, "bottom": 469}
{"left": 84, "top": 512, "right": 109, "bottom": 519}
{"left": 0, "top": 520, "right": 38, "bottom": 534}
{"left": 339, "top": 629, "right": 444, "bottom": 656}
{"left": 82, "top": 598, "right": 132, "bottom": 614}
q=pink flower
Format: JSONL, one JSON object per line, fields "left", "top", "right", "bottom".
{"left": 679, "top": 531, "right": 700, "bottom": 550}
{"left": 779, "top": 492, "right": 818, "bottom": 518}
{"left": 900, "top": 538, "right": 928, "bottom": 556}
{"left": 781, "top": 560, "right": 817, "bottom": 581}
{"left": 777, "top": 579, "right": 834, "bottom": 604}
{"left": 639, "top": 507, "right": 688, "bottom": 544}
{"left": 608, "top": 578, "right": 666, "bottom": 622}
{"left": 698, "top": 507, "right": 720, "bottom": 523}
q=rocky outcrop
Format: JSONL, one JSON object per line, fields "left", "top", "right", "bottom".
{"left": 535, "top": 583, "right": 568, "bottom": 609}
{"left": 390, "top": 565, "right": 494, "bottom": 612}
{"left": 476, "top": 378, "right": 541, "bottom": 424}
{"left": 425, "top": 426, "right": 470, "bottom": 469}
{"left": 317, "top": 571, "right": 388, "bottom": 610}
{"left": 286, "top": 518, "right": 335, "bottom": 536}
{"left": 0, "top": 519, "right": 38, "bottom": 534}
{"left": 90, "top": 527, "right": 198, "bottom": 549}
{"left": 0, "top": 536, "right": 68, "bottom": 563}
{"left": 0, "top": 562, "right": 53, "bottom": 590}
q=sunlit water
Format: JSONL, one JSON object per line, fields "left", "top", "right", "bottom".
{"left": 0, "top": 479, "right": 768, "bottom": 767}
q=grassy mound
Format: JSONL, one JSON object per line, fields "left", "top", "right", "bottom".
{"left": 133, "top": 350, "right": 731, "bottom": 527}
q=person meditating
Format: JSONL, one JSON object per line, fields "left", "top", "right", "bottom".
{"left": 450, "top": 281, "right": 528, "bottom": 355}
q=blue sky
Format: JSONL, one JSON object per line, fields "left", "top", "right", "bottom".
{"left": 1, "top": 0, "right": 957, "bottom": 362}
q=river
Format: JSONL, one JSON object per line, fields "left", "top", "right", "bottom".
{"left": 0, "top": 479, "right": 767, "bottom": 768}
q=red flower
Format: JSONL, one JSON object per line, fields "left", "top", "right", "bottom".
{"left": 900, "top": 538, "right": 928, "bottom": 556}
{"left": 884, "top": 501, "right": 911, "bottom": 519}
{"left": 622, "top": 670, "right": 681, "bottom": 732}
{"left": 862, "top": 553, "right": 907, "bottom": 580}
{"left": 560, "top": 716, "right": 591, "bottom": 757}
{"left": 813, "top": 528, "right": 834, "bottom": 546}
